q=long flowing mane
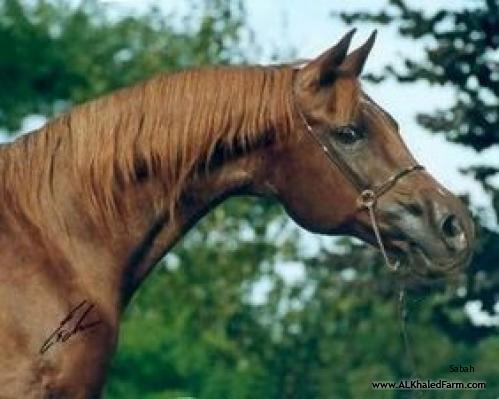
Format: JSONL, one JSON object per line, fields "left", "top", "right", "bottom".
{"left": 1, "top": 66, "right": 297, "bottom": 224}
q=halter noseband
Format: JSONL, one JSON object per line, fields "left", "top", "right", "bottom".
{"left": 296, "top": 106, "right": 424, "bottom": 271}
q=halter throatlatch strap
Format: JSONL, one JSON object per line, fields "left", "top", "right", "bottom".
{"left": 295, "top": 105, "right": 424, "bottom": 272}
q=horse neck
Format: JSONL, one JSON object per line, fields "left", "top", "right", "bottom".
{"left": 0, "top": 68, "right": 293, "bottom": 317}
{"left": 0, "top": 134, "right": 263, "bottom": 325}
{"left": 115, "top": 151, "right": 260, "bottom": 304}
{"left": 91, "top": 67, "right": 295, "bottom": 305}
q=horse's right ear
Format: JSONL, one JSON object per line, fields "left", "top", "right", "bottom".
{"left": 296, "top": 29, "right": 356, "bottom": 90}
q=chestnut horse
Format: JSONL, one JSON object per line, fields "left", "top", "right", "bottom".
{"left": 0, "top": 31, "right": 474, "bottom": 398}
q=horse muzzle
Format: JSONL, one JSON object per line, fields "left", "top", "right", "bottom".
{"left": 383, "top": 183, "right": 475, "bottom": 277}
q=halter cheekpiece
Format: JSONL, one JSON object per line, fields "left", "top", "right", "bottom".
{"left": 295, "top": 105, "right": 424, "bottom": 272}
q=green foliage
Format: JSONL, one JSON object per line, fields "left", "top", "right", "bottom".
{"left": 108, "top": 227, "right": 496, "bottom": 398}
{"left": 0, "top": 0, "right": 247, "bottom": 132}
{"left": 2, "top": 1, "right": 498, "bottom": 398}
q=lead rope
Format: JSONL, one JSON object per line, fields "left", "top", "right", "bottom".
{"left": 294, "top": 103, "right": 424, "bottom": 395}
{"left": 357, "top": 189, "right": 399, "bottom": 272}
{"left": 361, "top": 191, "right": 422, "bottom": 395}
{"left": 398, "top": 286, "right": 423, "bottom": 399}
{"left": 361, "top": 193, "right": 421, "bottom": 396}
{"left": 295, "top": 105, "right": 401, "bottom": 273}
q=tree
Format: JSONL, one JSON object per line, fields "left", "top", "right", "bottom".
{"left": 0, "top": 0, "right": 249, "bottom": 133}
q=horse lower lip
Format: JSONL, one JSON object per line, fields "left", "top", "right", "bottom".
{"left": 411, "top": 246, "right": 458, "bottom": 273}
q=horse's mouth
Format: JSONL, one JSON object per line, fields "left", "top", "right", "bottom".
{"left": 389, "top": 243, "right": 471, "bottom": 279}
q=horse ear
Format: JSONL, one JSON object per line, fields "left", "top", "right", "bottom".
{"left": 297, "top": 29, "right": 356, "bottom": 88}
{"left": 339, "top": 30, "right": 377, "bottom": 77}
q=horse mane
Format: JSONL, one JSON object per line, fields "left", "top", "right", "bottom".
{"left": 1, "top": 65, "right": 297, "bottom": 225}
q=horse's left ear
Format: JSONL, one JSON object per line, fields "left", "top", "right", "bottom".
{"left": 339, "top": 30, "right": 377, "bottom": 77}
{"left": 297, "top": 29, "right": 357, "bottom": 89}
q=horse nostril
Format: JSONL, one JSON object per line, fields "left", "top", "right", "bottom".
{"left": 442, "top": 214, "right": 460, "bottom": 237}
{"left": 440, "top": 214, "right": 466, "bottom": 251}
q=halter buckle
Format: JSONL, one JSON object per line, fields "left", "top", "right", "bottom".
{"left": 358, "top": 189, "right": 376, "bottom": 209}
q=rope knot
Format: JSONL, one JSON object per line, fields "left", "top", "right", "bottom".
{"left": 357, "top": 189, "right": 376, "bottom": 209}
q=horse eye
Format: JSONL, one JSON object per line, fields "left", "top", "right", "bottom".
{"left": 335, "top": 125, "right": 363, "bottom": 145}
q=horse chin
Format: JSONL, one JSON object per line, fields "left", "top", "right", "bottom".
{"left": 394, "top": 243, "right": 471, "bottom": 281}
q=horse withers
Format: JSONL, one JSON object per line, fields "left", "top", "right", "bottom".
{"left": 0, "top": 30, "right": 474, "bottom": 397}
